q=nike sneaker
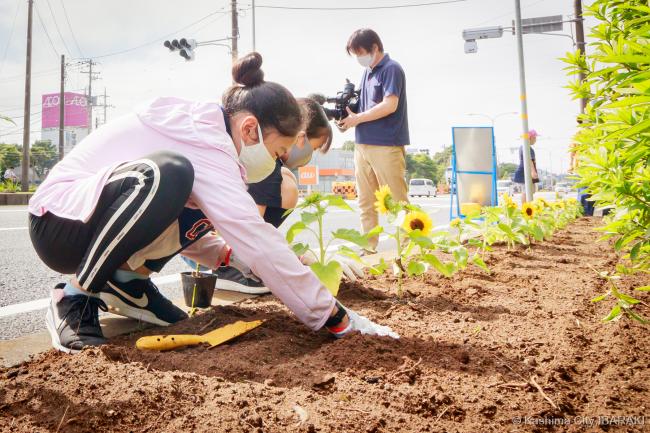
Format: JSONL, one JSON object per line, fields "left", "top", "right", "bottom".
{"left": 45, "top": 284, "right": 108, "bottom": 353}
{"left": 215, "top": 266, "right": 271, "bottom": 295}
{"left": 98, "top": 278, "right": 188, "bottom": 326}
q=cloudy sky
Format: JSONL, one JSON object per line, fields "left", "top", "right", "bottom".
{"left": 0, "top": 0, "right": 592, "bottom": 173}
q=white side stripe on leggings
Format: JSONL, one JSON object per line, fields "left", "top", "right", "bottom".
{"left": 77, "top": 159, "right": 161, "bottom": 289}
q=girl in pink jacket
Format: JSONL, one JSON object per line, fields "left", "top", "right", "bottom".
{"left": 28, "top": 53, "right": 396, "bottom": 353}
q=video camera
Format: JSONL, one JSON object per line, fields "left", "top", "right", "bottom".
{"left": 313, "top": 79, "right": 360, "bottom": 121}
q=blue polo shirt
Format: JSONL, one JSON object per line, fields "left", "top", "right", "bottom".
{"left": 356, "top": 53, "right": 410, "bottom": 146}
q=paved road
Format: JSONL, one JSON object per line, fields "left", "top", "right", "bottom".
{"left": 0, "top": 196, "right": 453, "bottom": 340}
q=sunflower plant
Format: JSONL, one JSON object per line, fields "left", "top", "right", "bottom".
{"left": 591, "top": 270, "right": 649, "bottom": 325}
{"left": 481, "top": 193, "right": 529, "bottom": 249}
{"left": 285, "top": 192, "right": 370, "bottom": 296}
{"left": 373, "top": 185, "right": 436, "bottom": 296}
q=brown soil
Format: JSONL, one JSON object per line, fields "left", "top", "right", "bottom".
{"left": 1, "top": 218, "right": 649, "bottom": 433}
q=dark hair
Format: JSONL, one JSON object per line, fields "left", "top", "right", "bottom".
{"left": 222, "top": 52, "right": 302, "bottom": 137}
{"left": 298, "top": 97, "right": 332, "bottom": 153}
{"left": 346, "top": 28, "right": 384, "bottom": 55}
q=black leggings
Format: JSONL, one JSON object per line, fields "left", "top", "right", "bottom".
{"left": 29, "top": 151, "right": 194, "bottom": 293}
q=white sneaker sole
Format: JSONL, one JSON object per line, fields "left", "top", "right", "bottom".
{"left": 45, "top": 308, "right": 79, "bottom": 354}
{"left": 99, "top": 292, "right": 174, "bottom": 327}
{"left": 216, "top": 279, "right": 271, "bottom": 295}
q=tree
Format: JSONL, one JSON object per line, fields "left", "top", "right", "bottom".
{"left": 498, "top": 163, "right": 518, "bottom": 180}
{"left": 406, "top": 153, "right": 441, "bottom": 183}
{"left": 341, "top": 140, "right": 355, "bottom": 151}
{"left": 0, "top": 144, "right": 21, "bottom": 172}
{"left": 431, "top": 146, "right": 452, "bottom": 168}
{"left": 30, "top": 140, "right": 57, "bottom": 178}
{"left": 562, "top": 0, "right": 650, "bottom": 319}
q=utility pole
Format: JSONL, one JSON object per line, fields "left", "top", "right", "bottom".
{"left": 80, "top": 59, "right": 99, "bottom": 134}
{"left": 87, "top": 60, "right": 92, "bottom": 134}
{"left": 103, "top": 88, "right": 107, "bottom": 125}
{"left": 514, "top": 0, "right": 534, "bottom": 203}
{"left": 59, "top": 55, "right": 65, "bottom": 161}
{"left": 21, "top": 0, "right": 34, "bottom": 192}
{"left": 574, "top": 0, "right": 587, "bottom": 113}
{"left": 231, "top": 0, "right": 238, "bottom": 64}
{"left": 252, "top": 0, "right": 256, "bottom": 52}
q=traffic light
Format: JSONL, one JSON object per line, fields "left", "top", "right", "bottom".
{"left": 163, "top": 38, "right": 197, "bottom": 61}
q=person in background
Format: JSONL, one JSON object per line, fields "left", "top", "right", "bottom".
{"left": 513, "top": 129, "right": 539, "bottom": 204}
{"left": 4, "top": 166, "right": 18, "bottom": 183}
{"left": 570, "top": 118, "right": 596, "bottom": 216}
{"left": 338, "top": 28, "right": 410, "bottom": 253}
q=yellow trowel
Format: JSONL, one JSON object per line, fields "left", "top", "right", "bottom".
{"left": 135, "top": 320, "right": 264, "bottom": 351}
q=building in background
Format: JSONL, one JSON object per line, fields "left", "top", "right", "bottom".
{"left": 294, "top": 148, "right": 355, "bottom": 194}
{"left": 41, "top": 92, "right": 89, "bottom": 155}
{"left": 406, "top": 147, "right": 430, "bottom": 156}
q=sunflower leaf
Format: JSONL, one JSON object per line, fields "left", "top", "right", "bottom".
{"left": 310, "top": 261, "right": 343, "bottom": 296}
{"left": 331, "top": 228, "right": 369, "bottom": 248}
{"left": 286, "top": 221, "right": 307, "bottom": 243}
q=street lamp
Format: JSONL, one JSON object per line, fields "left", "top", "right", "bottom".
{"left": 466, "top": 111, "right": 518, "bottom": 127}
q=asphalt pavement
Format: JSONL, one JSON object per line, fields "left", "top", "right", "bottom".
{"left": 0, "top": 196, "right": 453, "bottom": 340}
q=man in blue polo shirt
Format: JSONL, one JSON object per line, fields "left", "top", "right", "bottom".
{"left": 339, "top": 28, "right": 410, "bottom": 251}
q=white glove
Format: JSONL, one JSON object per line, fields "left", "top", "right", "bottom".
{"left": 336, "top": 255, "right": 365, "bottom": 282}
{"left": 301, "top": 254, "right": 365, "bottom": 282}
{"left": 330, "top": 306, "right": 399, "bottom": 339}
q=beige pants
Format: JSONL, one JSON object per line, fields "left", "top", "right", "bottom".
{"left": 354, "top": 144, "right": 409, "bottom": 249}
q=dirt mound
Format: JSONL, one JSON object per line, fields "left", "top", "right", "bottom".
{"left": 1, "top": 218, "right": 648, "bottom": 432}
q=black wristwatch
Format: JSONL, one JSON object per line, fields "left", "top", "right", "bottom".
{"left": 324, "top": 301, "right": 346, "bottom": 328}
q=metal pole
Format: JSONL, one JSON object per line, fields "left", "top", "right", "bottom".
{"left": 574, "top": 0, "right": 587, "bottom": 113}
{"left": 514, "top": 0, "right": 534, "bottom": 202}
{"left": 231, "top": 0, "right": 238, "bottom": 65}
{"left": 87, "top": 60, "right": 92, "bottom": 134}
{"left": 59, "top": 54, "right": 65, "bottom": 161}
{"left": 21, "top": 0, "right": 34, "bottom": 192}
{"left": 252, "top": 0, "right": 256, "bottom": 51}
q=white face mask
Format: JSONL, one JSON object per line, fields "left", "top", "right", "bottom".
{"left": 283, "top": 136, "right": 314, "bottom": 169}
{"left": 356, "top": 52, "right": 374, "bottom": 68}
{"left": 238, "top": 124, "right": 277, "bottom": 184}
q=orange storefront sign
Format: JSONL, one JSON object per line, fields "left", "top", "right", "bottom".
{"left": 298, "top": 165, "right": 319, "bottom": 185}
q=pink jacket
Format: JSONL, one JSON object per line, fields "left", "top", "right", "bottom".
{"left": 29, "top": 97, "right": 335, "bottom": 330}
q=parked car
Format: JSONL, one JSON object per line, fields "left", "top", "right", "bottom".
{"left": 554, "top": 182, "right": 570, "bottom": 193}
{"left": 496, "top": 180, "right": 514, "bottom": 197}
{"left": 409, "top": 178, "right": 437, "bottom": 197}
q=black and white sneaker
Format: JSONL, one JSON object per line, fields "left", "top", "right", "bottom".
{"left": 99, "top": 278, "right": 188, "bottom": 327}
{"left": 215, "top": 266, "right": 270, "bottom": 294}
{"left": 45, "top": 284, "right": 108, "bottom": 353}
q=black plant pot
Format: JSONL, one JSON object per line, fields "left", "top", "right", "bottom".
{"left": 181, "top": 272, "right": 217, "bottom": 308}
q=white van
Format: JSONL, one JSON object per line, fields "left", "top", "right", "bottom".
{"left": 409, "top": 178, "right": 437, "bottom": 197}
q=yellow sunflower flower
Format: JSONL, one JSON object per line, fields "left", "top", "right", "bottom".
{"left": 502, "top": 193, "right": 517, "bottom": 209}
{"left": 535, "top": 197, "right": 549, "bottom": 209}
{"left": 374, "top": 185, "right": 392, "bottom": 214}
{"left": 522, "top": 202, "right": 535, "bottom": 219}
{"left": 402, "top": 210, "right": 433, "bottom": 236}
{"left": 450, "top": 218, "right": 462, "bottom": 228}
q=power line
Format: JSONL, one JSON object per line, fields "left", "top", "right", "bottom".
{"left": 471, "top": 0, "right": 548, "bottom": 27}
{"left": 45, "top": 0, "right": 73, "bottom": 57}
{"left": 59, "top": 0, "right": 84, "bottom": 57}
{"left": 0, "top": 0, "right": 21, "bottom": 76}
{"left": 34, "top": 4, "right": 60, "bottom": 59}
{"left": 85, "top": 6, "right": 231, "bottom": 60}
{"left": 254, "top": 0, "right": 466, "bottom": 10}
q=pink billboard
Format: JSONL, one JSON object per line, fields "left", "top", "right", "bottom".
{"left": 42, "top": 92, "right": 88, "bottom": 128}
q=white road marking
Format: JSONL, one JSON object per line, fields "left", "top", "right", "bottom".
{"left": 0, "top": 227, "right": 28, "bottom": 232}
